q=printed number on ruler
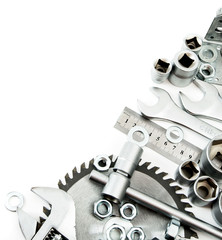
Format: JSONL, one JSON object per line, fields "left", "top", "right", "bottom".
{"left": 115, "top": 107, "right": 202, "bottom": 165}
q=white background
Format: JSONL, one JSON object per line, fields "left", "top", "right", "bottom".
{"left": 1, "top": 1, "right": 222, "bottom": 239}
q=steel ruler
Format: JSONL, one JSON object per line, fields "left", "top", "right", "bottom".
{"left": 115, "top": 107, "right": 202, "bottom": 165}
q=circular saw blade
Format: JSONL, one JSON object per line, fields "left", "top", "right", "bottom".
{"left": 58, "top": 156, "right": 197, "bottom": 239}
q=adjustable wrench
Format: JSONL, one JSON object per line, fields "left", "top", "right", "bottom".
{"left": 17, "top": 187, "right": 76, "bottom": 240}
{"left": 137, "top": 87, "right": 222, "bottom": 139}
{"left": 179, "top": 80, "right": 222, "bottom": 122}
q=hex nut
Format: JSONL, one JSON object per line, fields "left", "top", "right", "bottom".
{"left": 127, "top": 227, "right": 146, "bottom": 240}
{"left": 120, "top": 203, "right": 137, "bottom": 221}
{"left": 93, "top": 155, "right": 111, "bottom": 172}
{"left": 165, "top": 219, "right": 180, "bottom": 240}
{"left": 94, "top": 199, "right": 112, "bottom": 220}
{"left": 106, "top": 224, "right": 126, "bottom": 240}
{"left": 197, "top": 64, "right": 215, "bottom": 81}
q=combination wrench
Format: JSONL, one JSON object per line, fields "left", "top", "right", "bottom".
{"left": 179, "top": 80, "right": 222, "bottom": 122}
{"left": 137, "top": 87, "right": 222, "bottom": 139}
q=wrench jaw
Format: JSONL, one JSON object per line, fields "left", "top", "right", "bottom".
{"left": 179, "top": 80, "right": 222, "bottom": 120}
{"left": 138, "top": 87, "right": 176, "bottom": 119}
{"left": 17, "top": 187, "right": 76, "bottom": 240}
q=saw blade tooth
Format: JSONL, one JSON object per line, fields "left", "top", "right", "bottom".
{"left": 140, "top": 162, "right": 151, "bottom": 169}
{"left": 175, "top": 186, "right": 183, "bottom": 192}
{"left": 58, "top": 179, "right": 65, "bottom": 189}
{"left": 157, "top": 171, "right": 168, "bottom": 179}
{"left": 65, "top": 173, "right": 71, "bottom": 182}
{"left": 80, "top": 162, "right": 86, "bottom": 171}
{"left": 43, "top": 206, "right": 51, "bottom": 217}
{"left": 179, "top": 194, "right": 188, "bottom": 200}
{"left": 72, "top": 167, "right": 78, "bottom": 176}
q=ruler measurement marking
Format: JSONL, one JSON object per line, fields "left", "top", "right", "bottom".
{"left": 115, "top": 107, "right": 202, "bottom": 165}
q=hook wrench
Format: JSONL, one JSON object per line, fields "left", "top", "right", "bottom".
{"left": 138, "top": 87, "right": 221, "bottom": 139}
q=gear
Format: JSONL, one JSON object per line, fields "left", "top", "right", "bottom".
{"left": 58, "top": 156, "right": 197, "bottom": 240}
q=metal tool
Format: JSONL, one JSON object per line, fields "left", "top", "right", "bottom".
{"left": 179, "top": 80, "right": 222, "bottom": 122}
{"left": 59, "top": 158, "right": 196, "bottom": 239}
{"left": 175, "top": 160, "right": 200, "bottom": 187}
{"left": 212, "top": 192, "right": 222, "bottom": 226}
{"left": 17, "top": 187, "right": 76, "bottom": 240}
{"left": 199, "top": 9, "right": 222, "bottom": 85}
{"left": 168, "top": 50, "right": 199, "bottom": 87}
{"left": 90, "top": 169, "right": 222, "bottom": 239}
{"left": 115, "top": 107, "right": 201, "bottom": 165}
{"left": 199, "top": 134, "right": 222, "bottom": 182}
{"left": 138, "top": 87, "right": 222, "bottom": 139}
{"left": 151, "top": 58, "right": 172, "bottom": 84}
{"left": 102, "top": 126, "right": 149, "bottom": 203}
{"left": 188, "top": 176, "right": 219, "bottom": 207}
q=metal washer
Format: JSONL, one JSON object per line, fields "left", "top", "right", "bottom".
{"left": 5, "top": 191, "right": 24, "bottom": 212}
{"left": 166, "top": 126, "right": 184, "bottom": 144}
{"left": 128, "top": 126, "right": 149, "bottom": 147}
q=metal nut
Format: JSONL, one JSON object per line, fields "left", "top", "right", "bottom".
{"left": 94, "top": 199, "right": 112, "bottom": 220}
{"left": 127, "top": 227, "right": 145, "bottom": 240}
{"left": 165, "top": 219, "right": 180, "bottom": 240}
{"left": 94, "top": 155, "right": 111, "bottom": 172}
{"left": 197, "top": 64, "right": 215, "bottom": 81}
{"left": 188, "top": 176, "right": 219, "bottom": 207}
{"left": 106, "top": 224, "right": 126, "bottom": 240}
{"left": 120, "top": 203, "right": 137, "bottom": 221}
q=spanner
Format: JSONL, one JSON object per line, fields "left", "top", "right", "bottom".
{"left": 179, "top": 80, "right": 222, "bottom": 122}
{"left": 137, "top": 87, "right": 222, "bottom": 139}
{"left": 17, "top": 187, "right": 76, "bottom": 240}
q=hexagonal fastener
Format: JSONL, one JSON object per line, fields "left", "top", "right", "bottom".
{"left": 165, "top": 219, "right": 180, "bottom": 240}
{"left": 94, "top": 199, "right": 113, "bottom": 220}
{"left": 197, "top": 64, "right": 215, "bottom": 81}
{"left": 106, "top": 224, "right": 126, "bottom": 240}
{"left": 93, "top": 155, "right": 112, "bottom": 172}
{"left": 120, "top": 203, "right": 137, "bottom": 221}
{"left": 127, "top": 227, "right": 146, "bottom": 240}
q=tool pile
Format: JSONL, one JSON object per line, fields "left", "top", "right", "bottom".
{"left": 5, "top": 8, "right": 222, "bottom": 240}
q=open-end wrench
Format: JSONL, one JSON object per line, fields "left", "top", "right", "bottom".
{"left": 17, "top": 187, "right": 76, "bottom": 240}
{"left": 137, "top": 87, "right": 222, "bottom": 139}
{"left": 179, "top": 80, "right": 222, "bottom": 122}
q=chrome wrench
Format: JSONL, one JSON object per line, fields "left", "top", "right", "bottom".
{"left": 17, "top": 187, "right": 76, "bottom": 240}
{"left": 179, "top": 80, "right": 222, "bottom": 122}
{"left": 137, "top": 87, "right": 222, "bottom": 139}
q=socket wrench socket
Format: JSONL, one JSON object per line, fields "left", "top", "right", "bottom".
{"left": 151, "top": 58, "right": 172, "bottom": 84}
{"left": 168, "top": 50, "right": 199, "bottom": 87}
{"left": 188, "top": 176, "right": 219, "bottom": 207}
{"left": 200, "top": 135, "right": 222, "bottom": 182}
{"left": 183, "top": 35, "right": 202, "bottom": 53}
{"left": 175, "top": 160, "right": 200, "bottom": 186}
{"left": 212, "top": 192, "right": 222, "bottom": 226}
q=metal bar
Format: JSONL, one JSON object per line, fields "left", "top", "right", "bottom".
{"left": 90, "top": 170, "right": 222, "bottom": 239}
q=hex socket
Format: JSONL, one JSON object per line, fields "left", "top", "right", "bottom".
{"left": 200, "top": 135, "right": 222, "bottom": 182}
{"left": 212, "top": 192, "right": 222, "bottom": 226}
{"left": 175, "top": 160, "right": 200, "bottom": 187}
{"left": 188, "top": 176, "right": 219, "bottom": 207}
{"left": 168, "top": 50, "right": 199, "bottom": 87}
{"left": 183, "top": 35, "right": 202, "bottom": 53}
{"left": 151, "top": 58, "right": 172, "bottom": 84}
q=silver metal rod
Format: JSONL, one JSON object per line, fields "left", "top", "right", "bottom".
{"left": 89, "top": 170, "right": 222, "bottom": 239}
